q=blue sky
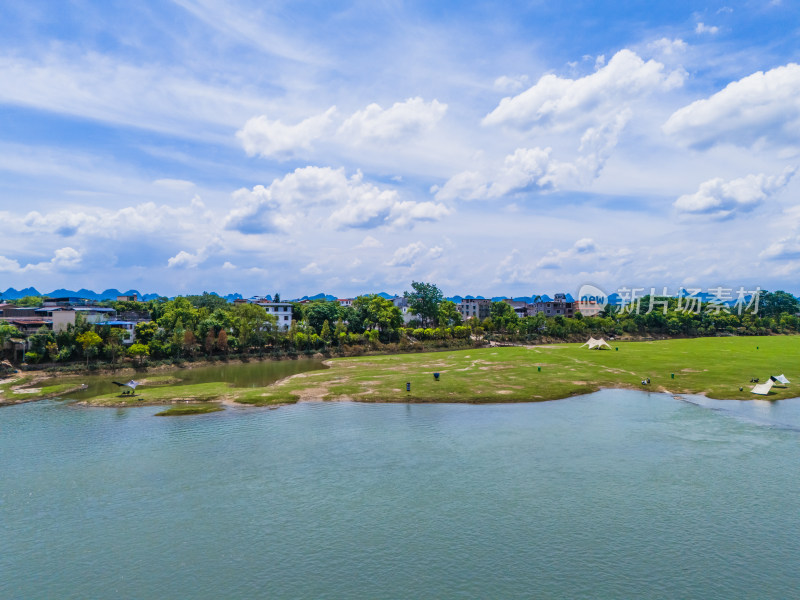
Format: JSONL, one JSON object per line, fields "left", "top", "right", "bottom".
{"left": 2, "top": 0, "right": 800, "bottom": 297}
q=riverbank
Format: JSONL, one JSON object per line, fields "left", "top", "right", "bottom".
{"left": 3, "top": 336, "right": 798, "bottom": 408}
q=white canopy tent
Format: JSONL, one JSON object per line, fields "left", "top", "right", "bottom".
{"left": 581, "top": 337, "right": 611, "bottom": 350}
{"left": 751, "top": 379, "right": 774, "bottom": 395}
{"left": 771, "top": 374, "right": 790, "bottom": 385}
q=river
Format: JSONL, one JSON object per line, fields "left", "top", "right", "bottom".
{"left": 2, "top": 389, "right": 799, "bottom": 598}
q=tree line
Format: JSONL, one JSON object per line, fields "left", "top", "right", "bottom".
{"left": 1, "top": 286, "right": 798, "bottom": 369}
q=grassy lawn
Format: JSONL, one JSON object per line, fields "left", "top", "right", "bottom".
{"left": 245, "top": 336, "right": 800, "bottom": 405}
{"left": 155, "top": 403, "right": 224, "bottom": 416}
{"left": 0, "top": 375, "right": 88, "bottom": 405}
{"left": 7, "top": 336, "right": 799, "bottom": 407}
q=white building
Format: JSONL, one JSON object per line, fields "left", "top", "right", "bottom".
{"left": 255, "top": 302, "right": 293, "bottom": 330}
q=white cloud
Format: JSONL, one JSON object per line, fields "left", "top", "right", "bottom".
{"left": 337, "top": 97, "right": 447, "bottom": 143}
{"left": 436, "top": 111, "right": 630, "bottom": 201}
{"left": 674, "top": 168, "right": 795, "bottom": 219}
{"left": 386, "top": 242, "right": 426, "bottom": 267}
{"left": 483, "top": 49, "right": 684, "bottom": 131}
{"left": 493, "top": 75, "right": 530, "bottom": 93}
{"left": 238, "top": 98, "right": 446, "bottom": 158}
{"left": 761, "top": 235, "right": 800, "bottom": 260}
{"left": 154, "top": 179, "right": 196, "bottom": 191}
{"left": 301, "top": 262, "right": 323, "bottom": 275}
{"left": 663, "top": 63, "right": 800, "bottom": 149}
{"left": 0, "top": 247, "right": 82, "bottom": 273}
{"left": 237, "top": 107, "right": 337, "bottom": 158}
{"left": 0, "top": 53, "right": 270, "bottom": 142}
{"left": 695, "top": 22, "right": 719, "bottom": 34}
{"left": 537, "top": 239, "right": 598, "bottom": 269}
{"left": 22, "top": 201, "right": 204, "bottom": 239}
{"left": 647, "top": 38, "right": 687, "bottom": 57}
{"left": 356, "top": 236, "right": 382, "bottom": 249}
{"left": 225, "top": 166, "right": 449, "bottom": 233}
{"left": 222, "top": 261, "right": 236, "bottom": 270}
{"left": 167, "top": 238, "right": 223, "bottom": 269}
{"left": 0, "top": 256, "right": 21, "bottom": 272}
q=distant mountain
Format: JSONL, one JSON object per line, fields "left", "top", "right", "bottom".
{"left": 0, "top": 287, "right": 162, "bottom": 301}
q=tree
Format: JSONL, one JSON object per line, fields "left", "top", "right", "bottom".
{"left": 0, "top": 322, "right": 21, "bottom": 348}
{"left": 320, "top": 320, "right": 332, "bottom": 343}
{"left": 404, "top": 281, "right": 443, "bottom": 327}
{"left": 490, "top": 301, "right": 519, "bottom": 333}
{"left": 185, "top": 292, "right": 229, "bottom": 311}
{"left": 127, "top": 343, "right": 149, "bottom": 366}
{"left": 232, "top": 303, "right": 276, "bottom": 352}
{"left": 352, "top": 295, "right": 403, "bottom": 341}
{"left": 76, "top": 331, "right": 103, "bottom": 366}
{"left": 134, "top": 321, "right": 158, "bottom": 344}
{"left": 105, "top": 328, "right": 126, "bottom": 365}
{"left": 760, "top": 290, "right": 799, "bottom": 318}
{"left": 305, "top": 301, "right": 341, "bottom": 334}
{"left": 12, "top": 295, "right": 43, "bottom": 307}
{"left": 437, "top": 300, "right": 462, "bottom": 327}
{"left": 217, "top": 329, "right": 229, "bottom": 355}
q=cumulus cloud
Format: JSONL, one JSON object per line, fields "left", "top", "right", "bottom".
{"left": 356, "top": 235, "right": 382, "bottom": 249}
{"left": 483, "top": 49, "right": 684, "bottom": 131}
{"left": 338, "top": 97, "right": 447, "bottom": 142}
{"left": 238, "top": 98, "right": 446, "bottom": 158}
{"left": 663, "top": 63, "right": 800, "bottom": 149}
{"left": 225, "top": 166, "right": 449, "bottom": 233}
{"left": 648, "top": 38, "right": 687, "bottom": 57}
{"left": 167, "top": 238, "right": 223, "bottom": 269}
{"left": 386, "top": 241, "right": 426, "bottom": 267}
{"left": 436, "top": 111, "right": 629, "bottom": 201}
{"left": 761, "top": 235, "right": 800, "bottom": 260}
{"left": 301, "top": 262, "right": 323, "bottom": 275}
{"left": 674, "top": 168, "right": 795, "bottom": 219}
{"left": 237, "top": 107, "right": 337, "bottom": 158}
{"left": 0, "top": 247, "right": 82, "bottom": 273}
{"left": 23, "top": 201, "right": 204, "bottom": 238}
{"left": 695, "top": 22, "right": 719, "bottom": 34}
{"left": 537, "top": 239, "right": 597, "bottom": 269}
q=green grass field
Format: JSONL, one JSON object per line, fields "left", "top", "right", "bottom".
{"left": 4, "top": 336, "right": 798, "bottom": 407}
{"left": 245, "top": 336, "right": 800, "bottom": 405}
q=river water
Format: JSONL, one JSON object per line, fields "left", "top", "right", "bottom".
{"left": 2, "top": 389, "right": 799, "bottom": 598}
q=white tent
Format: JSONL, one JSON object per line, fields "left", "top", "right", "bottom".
{"left": 751, "top": 379, "right": 774, "bottom": 395}
{"left": 771, "top": 374, "right": 790, "bottom": 385}
{"left": 581, "top": 337, "right": 611, "bottom": 350}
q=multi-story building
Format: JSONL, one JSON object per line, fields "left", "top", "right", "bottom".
{"left": 528, "top": 293, "right": 575, "bottom": 317}
{"left": 456, "top": 298, "right": 492, "bottom": 321}
{"left": 254, "top": 301, "right": 293, "bottom": 330}
{"left": 502, "top": 299, "right": 528, "bottom": 318}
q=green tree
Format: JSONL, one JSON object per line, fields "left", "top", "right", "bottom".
{"left": 404, "top": 281, "right": 443, "bottom": 327}
{"left": 12, "top": 295, "right": 43, "bottom": 307}
{"left": 437, "top": 300, "right": 463, "bottom": 327}
{"left": 232, "top": 303, "right": 276, "bottom": 352}
{"left": 127, "top": 343, "right": 149, "bottom": 366}
{"left": 320, "top": 319, "right": 332, "bottom": 343}
{"left": 76, "top": 330, "right": 103, "bottom": 366}
{"left": 305, "top": 301, "right": 341, "bottom": 334}
{"left": 134, "top": 321, "right": 158, "bottom": 345}
{"left": 490, "top": 301, "right": 519, "bottom": 332}
{"left": 759, "top": 290, "right": 799, "bottom": 318}
{"left": 0, "top": 322, "right": 21, "bottom": 347}
{"left": 352, "top": 295, "right": 403, "bottom": 341}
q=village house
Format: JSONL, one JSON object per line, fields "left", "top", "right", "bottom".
{"left": 528, "top": 293, "right": 576, "bottom": 318}
{"left": 253, "top": 301, "right": 293, "bottom": 330}
{"left": 457, "top": 298, "right": 492, "bottom": 321}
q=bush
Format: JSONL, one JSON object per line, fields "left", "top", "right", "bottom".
{"left": 24, "top": 351, "right": 41, "bottom": 364}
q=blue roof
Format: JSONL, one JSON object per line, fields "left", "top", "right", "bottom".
{"left": 97, "top": 321, "right": 135, "bottom": 326}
